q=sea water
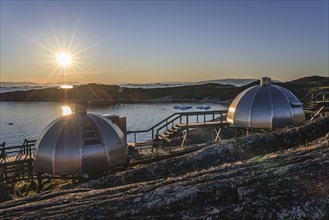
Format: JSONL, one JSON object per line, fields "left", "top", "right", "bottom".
{"left": 0, "top": 102, "right": 228, "bottom": 146}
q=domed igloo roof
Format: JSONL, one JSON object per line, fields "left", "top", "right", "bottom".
{"left": 33, "top": 111, "right": 128, "bottom": 175}
{"left": 227, "top": 77, "right": 305, "bottom": 129}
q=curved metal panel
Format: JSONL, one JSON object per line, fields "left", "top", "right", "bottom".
{"left": 81, "top": 143, "right": 110, "bottom": 173}
{"left": 227, "top": 86, "right": 257, "bottom": 126}
{"left": 249, "top": 86, "right": 273, "bottom": 128}
{"left": 54, "top": 116, "right": 82, "bottom": 175}
{"left": 89, "top": 114, "right": 127, "bottom": 167}
{"left": 234, "top": 86, "right": 259, "bottom": 127}
{"left": 274, "top": 86, "right": 300, "bottom": 103}
{"left": 271, "top": 86, "right": 293, "bottom": 128}
{"left": 79, "top": 115, "right": 109, "bottom": 174}
{"left": 291, "top": 106, "right": 305, "bottom": 125}
{"left": 227, "top": 77, "right": 305, "bottom": 129}
{"left": 273, "top": 86, "right": 305, "bottom": 125}
{"left": 34, "top": 116, "right": 71, "bottom": 174}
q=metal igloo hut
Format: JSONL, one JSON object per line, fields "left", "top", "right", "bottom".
{"left": 33, "top": 104, "right": 128, "bottom": 175}
{"left": 227, "top": 77, "right": 305, "bottom": 129}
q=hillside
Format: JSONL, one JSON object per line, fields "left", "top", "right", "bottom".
{"left": 0, "top": 116, "right": 328, "bottom": 219}
{"left": 0, "top": 76, "right": 327, "bottom": 104}
{"left": 0, "top": 83, "right": 235, "bottom": 104}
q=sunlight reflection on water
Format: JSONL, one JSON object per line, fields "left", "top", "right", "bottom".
{"left": 61, "top": 106, "right": 72, "bottom": 116}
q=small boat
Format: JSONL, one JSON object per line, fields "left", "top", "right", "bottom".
{"left": 173, "top": 105, "right": 193, "bottom": 110}
{"left": 196, "top": 105, "right": 211, "bottom": 110}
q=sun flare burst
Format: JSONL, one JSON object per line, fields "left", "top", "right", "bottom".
{"left": 56, "top": 53, "right": 72, "bottom": 67}
{"left": 17, "top": 9, "right": 111, "bottom": 84}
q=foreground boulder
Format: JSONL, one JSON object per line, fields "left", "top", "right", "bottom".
{"left": 0, "top": 117, "right": 328, "bottom": 219}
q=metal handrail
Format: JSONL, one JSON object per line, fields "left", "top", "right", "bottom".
{"left": 0, "top": 140, "right": 36, "bottom": 163}
{"left": 301, "top": 90, "right": 329, "bottom": 102}
{"left": 0, "top": 142, "right": 6, "bottom": 163}
{"left": 313, "top": 91, "right": 329, "bottom": 102}
{"left": 15, "top": 139, "right": 35, "bottom": 161}
{"left": 127, "top": 110, "right": 227, "bottom": 143}
{"left": 156, "top": 115, "right": 182, "bottom": 134}
{"left": 127, "top": 112, "right": 181, "bottom": 143}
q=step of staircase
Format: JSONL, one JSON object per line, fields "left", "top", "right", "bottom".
{"left": 158, "top": 134, "right": 171, "bottom": 144}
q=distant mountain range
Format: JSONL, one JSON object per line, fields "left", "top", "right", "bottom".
{"left": 1, "top": 79, "right": 257, "bottom": 88}
{"left": 0, "top": 81, "right": 79, "bottom": 87}
{"left": 120, "top": 79, "right": 260, "bottom": 88}
{"left": 197, "top": 78, "right": 258, "bottom": 86}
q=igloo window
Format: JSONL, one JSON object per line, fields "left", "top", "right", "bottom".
{"left": 84, "top": 138, "right": 102, "bottom": 145}
{"left": 82, "top": 117, "right": 102, "bottom": 146}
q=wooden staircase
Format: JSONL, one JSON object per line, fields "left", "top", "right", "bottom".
{"left": 301, "top": 90, "right": 329, "bottom": 120}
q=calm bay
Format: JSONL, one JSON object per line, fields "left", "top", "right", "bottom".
{"left": 0, "top": 102, "right": 228, "bottom": 146}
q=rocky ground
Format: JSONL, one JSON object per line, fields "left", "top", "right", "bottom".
{"left": 0, "top": 116, "right": 329, "bottom": 219}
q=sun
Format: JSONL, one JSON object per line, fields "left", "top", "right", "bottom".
{"left": 56, "top": 53, "right": 72, "bottom": 67}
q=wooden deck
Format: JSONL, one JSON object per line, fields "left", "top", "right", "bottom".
{"left": 176, "top": 120, "right": 229, "bottom": 128}
{"left": 128, "top": 143, "right": 205, "bottom": 167}
{"left": 1, "top": 154, "right": 32, "bottom": 164}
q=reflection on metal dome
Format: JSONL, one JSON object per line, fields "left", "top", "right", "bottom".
{"left": 227, "top": 77, "right": 305, "bottom": 129}
{"left": 33, "top": 106, "right": 128, "bottom": 175}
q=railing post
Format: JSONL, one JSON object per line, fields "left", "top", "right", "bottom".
{"left": 1, "top": 142, "right": 6, "bottom": 164}
{"left": 134, "top": 133, "right": 137, "bottom": 143}
{"left": 29, "top": 145, "right": 32, "bottom": 159}
{"left": 152, "top": 129, "right": 154, "bottom": 140}
{"left": 186, "top": 115, "right": 190, "bottom": 146}
{"left": 24, "top": 140, "right": 27, "bottom": 155}
{"left": 4, "top": 163, "right": 7, "bottom": 183}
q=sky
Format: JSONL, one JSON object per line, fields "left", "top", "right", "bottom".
{"left": 0, "top": 0, "right": 328, "bottom": 84}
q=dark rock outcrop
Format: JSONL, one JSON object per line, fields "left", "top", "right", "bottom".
{"left": 0, "top": 117, "right": 328, "bottom": 219}
{"left": 0, "top": 83, "right": 236, "bottom": 103}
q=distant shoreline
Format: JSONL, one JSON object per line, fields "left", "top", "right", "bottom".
{"left": 0, "top": 98, "right": 231, "bottom": 106}
{"left": 0, "top": 76, "right": 328, "bottom": 105}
